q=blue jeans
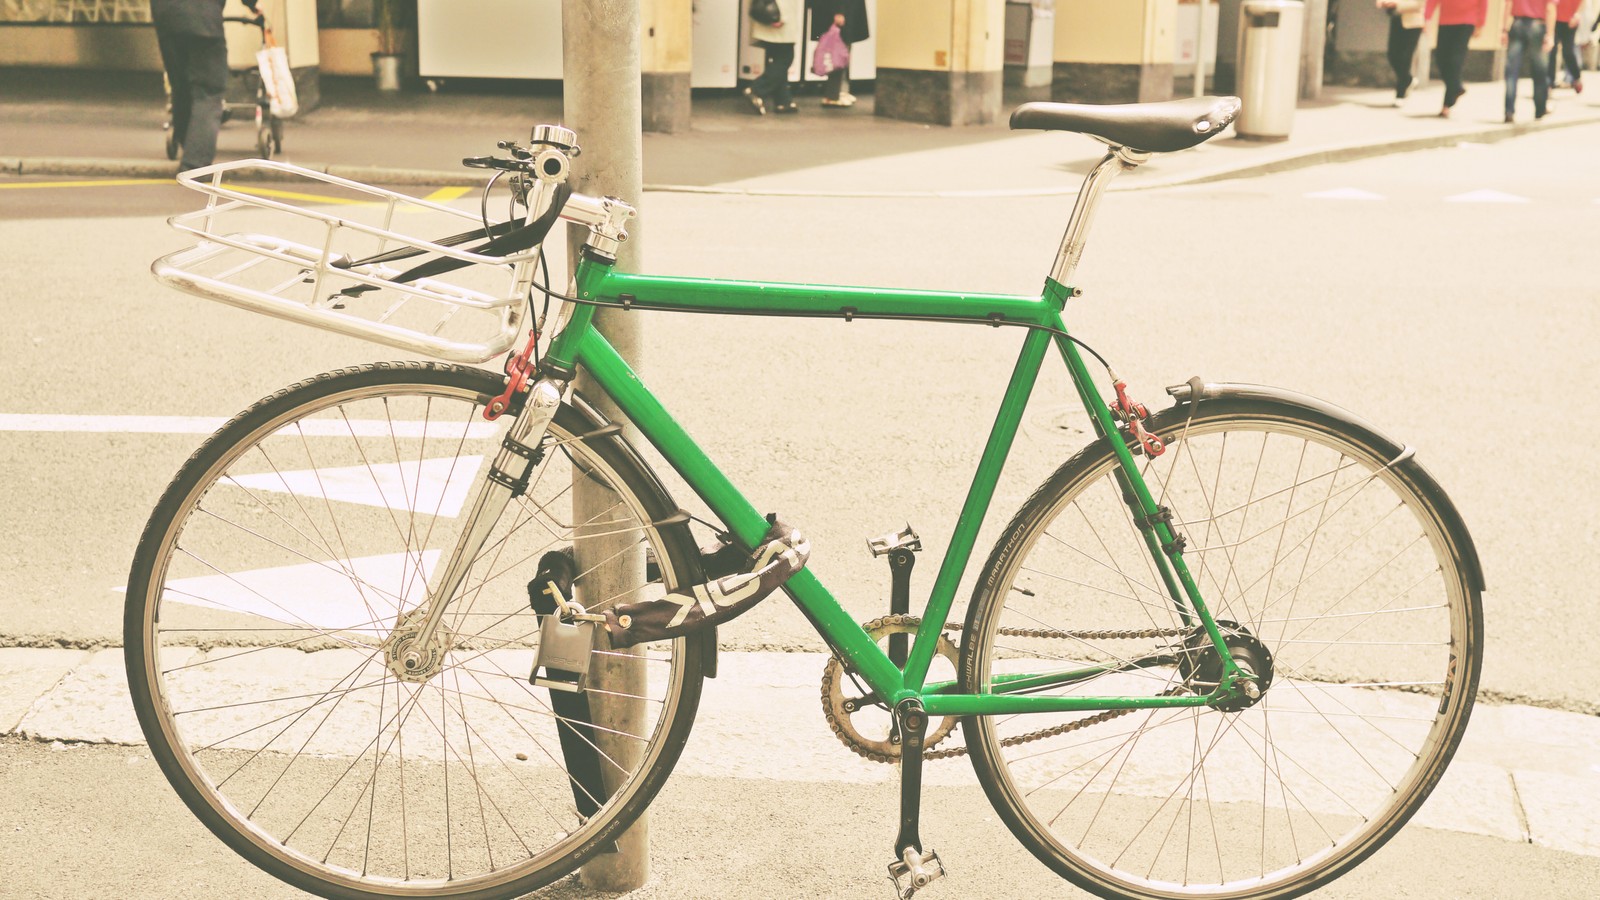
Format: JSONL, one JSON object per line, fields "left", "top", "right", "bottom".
{"left": 1504, "top": 17, "right": 1550, "bottom": 119}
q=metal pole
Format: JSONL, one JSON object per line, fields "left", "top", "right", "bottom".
{"left": 1195, "top": 0, "right": 1210, "bottom": 97}
{"left": 562, "top": 0, "right": 649, "bottom": 891}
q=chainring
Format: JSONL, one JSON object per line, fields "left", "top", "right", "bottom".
{"left": 821, "top": 615, "right": 960, "bottom": 764}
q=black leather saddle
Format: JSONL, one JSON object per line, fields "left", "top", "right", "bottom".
{"left": 1010, "top": 96, "right": 1242, "bottom": 154}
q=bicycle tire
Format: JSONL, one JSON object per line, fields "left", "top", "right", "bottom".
{"left": 126, "top": 361, "right": 706, "bottom": 900}
{"left": 960, "top": 388, "right": 1482, "bottom": 900}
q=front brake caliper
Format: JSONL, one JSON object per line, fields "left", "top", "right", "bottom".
{"left": 1109, "top": 377, "right": 1165, "bottom": 457}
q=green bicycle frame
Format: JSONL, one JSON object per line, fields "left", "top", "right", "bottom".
{"left": 542, "top": 255, "right": 1243, "bottom": 717}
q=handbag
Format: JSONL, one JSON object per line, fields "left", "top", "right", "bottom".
{"left": 256, "top": 28, "right": 299, "bottom": 119}
{"left": 812, "top": 24, "right": 850, "bottom": 76}
{"left": 749, "top": 0, "right": 781, "bottom": 27}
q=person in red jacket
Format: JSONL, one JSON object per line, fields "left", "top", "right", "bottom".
{"left": 1548, "top": 0, "right": 1585, "bottom": 91}
{"left": 1424, "top": 0, "right": 1489, "bottom": 117}
{"left": 1502, "top": 0, "right": 1558, "bottom": 122}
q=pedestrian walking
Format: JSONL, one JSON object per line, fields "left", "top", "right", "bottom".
{"left": 151, "top": 0, "right": 261, "bottom": 172}
{"left": 810, "top": 0, "right": 869, "bottom": 108}
{"left": 1501, "top": 0, "right": 1557, "bottom": 122}
{"left": 1424, "top": 0, "right": 1488, "bottom": 117}
{"left": 1379, "top": 0, "right": 1427, "bottom": 104}
{"left": 1547, "top": 0, "right": 1585, "bottom": 90}
{"left": 744, "top": 0, "right": 801, "bottom": 115}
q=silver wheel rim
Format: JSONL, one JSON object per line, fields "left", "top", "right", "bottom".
{"left": 134, "top": 376, "right": 691, "bottom": 895}
{"left": 971, "top": 411, "right": 1474, "bottom": 898}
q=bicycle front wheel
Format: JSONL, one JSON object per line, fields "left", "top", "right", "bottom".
{"left": 961, "top": 388, "right": 1482, "bottom": 900}
{"left": 125, "top": 362, "right": 704, "bottom": 899}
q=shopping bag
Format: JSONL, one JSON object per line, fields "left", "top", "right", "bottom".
{"left": 256, "top": 29, "right": 299, "bottom": 119}
{"left": 812, "top": 24, "right": 850, "bottom": 76}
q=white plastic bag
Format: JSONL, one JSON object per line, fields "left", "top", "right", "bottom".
{"left": 257, "top": 30, "right": 299, "bottom": 119}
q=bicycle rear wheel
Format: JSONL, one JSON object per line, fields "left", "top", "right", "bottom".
{"left": 961, "top": 389, "right": 1482, "bottom": 899}
{"left": 126, "top": 362, "right": 704, "bottom": 899}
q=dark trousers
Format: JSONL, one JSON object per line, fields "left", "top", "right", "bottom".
{"left": 752, "top": 41, "right": 795, "bottom": 106}
{"left": 156, "top": 29, "right": 228, "bottom": 170}
{"left": 1434, "top": 23, "right": 1474, "bottom": 109}
{"left": 1386, "top": 16, "right": 1422, "bottom": 98}
{"left": 1504, "top": 17, "right": 1550, "bottom": 118}
{"left": 1548, "top": 21, "right": 1581, "bottom": 85}
{"left": 825, "top": 67, "right": 850, "bottom": 101}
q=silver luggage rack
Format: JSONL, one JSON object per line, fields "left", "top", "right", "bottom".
{"left": 154, "top": 160, "right": 541, "bottom": 363}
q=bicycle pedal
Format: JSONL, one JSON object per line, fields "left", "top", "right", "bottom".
{"left": 868, "top": 525, "right": 922, "bottom": 557}
{"left": 887, "top": 847, "right": 945, "bottom": 899}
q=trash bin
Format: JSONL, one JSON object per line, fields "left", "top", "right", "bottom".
{"left": 1235, "top": 0, "right": 1304, "bottom": 141}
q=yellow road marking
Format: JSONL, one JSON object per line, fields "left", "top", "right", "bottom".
{"left": 227, "top": 184, "right": 375, "bottom": 205}
{"left": 422, "top": 186, "right": 472, "bottom": 202}
{"left": 0, "top": 178, "right": 173, "bottom": 190}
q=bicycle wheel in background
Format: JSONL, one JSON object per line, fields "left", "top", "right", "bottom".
{"left": 125, "top": 362, "right": 704, "bottom": 900}
{"left": 961, "top": 389, "right": 1482, "bottom": 900}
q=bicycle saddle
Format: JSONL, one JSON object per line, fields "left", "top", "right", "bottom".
{"left": 1010, "top": 96, "right": 1242, "bottom": 154}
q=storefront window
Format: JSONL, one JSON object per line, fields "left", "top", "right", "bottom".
{"left": 1, "top": 0, "right": 151, "bottom": 23}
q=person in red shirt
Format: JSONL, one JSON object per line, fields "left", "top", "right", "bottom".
{"left": 1502, "top": 0, "right": 1558, "bottom": 121}
{"left": 1424, "top": 0, "right": 1489, "bottom": 117}
{"left": 1548, "top": 0, "right": 1585, "bottom": 91}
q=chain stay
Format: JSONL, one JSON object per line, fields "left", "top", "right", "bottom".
{"left": 822, "top": 616, "right": 1188, "bottom": 763}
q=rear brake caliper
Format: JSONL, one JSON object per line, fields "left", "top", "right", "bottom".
{"left": 1108, "top": 373, "right": 1165, "bottom": 458}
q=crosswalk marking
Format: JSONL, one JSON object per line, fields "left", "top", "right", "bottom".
{"left": 227, "top": 456, "right": 483, "bottom": 517}
{"left": 0, "top": 414, "right": 498, "bottom": 438}
{"left": 122, "top": 550, "right": 441, "bottom": 632}
{"left": 1304, "top": 188, "right": 1385, "bottom": 201}
{"left": 1445, "top": 189, "right": 1530, "bottom": 203}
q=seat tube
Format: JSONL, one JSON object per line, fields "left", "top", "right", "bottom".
{"left": 1050, "top": 146, "right": 1148, "bottom": 287}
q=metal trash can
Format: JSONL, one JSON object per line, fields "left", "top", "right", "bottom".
{"left": 1235, "top": 0, "right": 1304, "bottom": 141}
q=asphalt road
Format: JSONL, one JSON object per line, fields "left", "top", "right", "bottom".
{"left": 5, "top": 736, "right": 1600, "bottom": 900}
{"left": 3, "top": 121, "right": 1600, "bottom": 900}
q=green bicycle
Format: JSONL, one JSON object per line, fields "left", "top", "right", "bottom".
{"left": 126, "top": 96, "right": 1483, "bottom": 900}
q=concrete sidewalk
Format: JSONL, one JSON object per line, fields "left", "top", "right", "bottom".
{"left": 2, "top": 68, "right": 1598, "bottom": 194}
{"left": 6, "top": 645, "right": 1600, "bottom": 862}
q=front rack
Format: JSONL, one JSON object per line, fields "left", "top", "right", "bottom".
{"left": 153, "top": 159, "right": 539, "bottom": 363}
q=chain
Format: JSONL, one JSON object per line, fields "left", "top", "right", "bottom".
{"left": 822, "top": 616, "right": 1191, "bottom": 763}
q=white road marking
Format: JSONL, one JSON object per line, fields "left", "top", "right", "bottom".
{"left": 117, "top": 550, "right": 441, "bottom": 632}
{"left": 1305, "top": 187, "right": 1385, "bottom": 201}
{"left": 0, "top": 414, "right": 498, "bottom": 438}
{"left": 1446, "top": 189, "right": 1531, "bottom": 203}
{"left": 227, "top": 455, "right": 483, "bottom": 517}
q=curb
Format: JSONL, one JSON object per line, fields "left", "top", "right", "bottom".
{"left": 7, "top": 113, "right": 1598, "bottom": 197}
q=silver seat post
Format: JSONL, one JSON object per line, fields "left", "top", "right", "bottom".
{"left": 1050, "top": 145, "right": 1150, "bottom": 288}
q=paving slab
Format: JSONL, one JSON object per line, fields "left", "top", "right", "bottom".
{"left": 17, "top": 647, "right": 196, "bottom": 745}
{"left": 1514, "top": 769, "right": 1600, "bottom": 858}
{"left": 0, "top": 648, "right": 86, "bottom": 732}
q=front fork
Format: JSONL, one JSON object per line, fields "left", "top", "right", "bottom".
{"left": 391, "top": 376, "right": 565, "bottom": 678}
{"left": 1047, "top": 298, "right": 1252, "bottom": 703}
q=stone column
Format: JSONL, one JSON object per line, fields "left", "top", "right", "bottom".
{"left": 876, "top": 0, "right": 1006, "bottom": 126}
{"left": 641, "top": 0, "right": 692, "bottom": 133}
{"left": 1459, "top": 0, "right": 1507, "bottom": 83}
{"left": 1215, "top": 0, "right": 1243, "bottom": 92}
{"left": 1053, "top": 0, "right": 1178, "bottom": 103}
{"left": 1299, "top": 0, "right": 1326, "bottom": 99}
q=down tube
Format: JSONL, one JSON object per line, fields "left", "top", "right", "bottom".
{"left": 902, "top": 325, "right": 1052, "bottom": 692}
{"left": 572, "top": 326, "right": 905, "bottom": 696}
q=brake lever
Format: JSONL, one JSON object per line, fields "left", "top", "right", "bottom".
{"left": 461, "top": 155, "right": 532, "bottom": 172}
